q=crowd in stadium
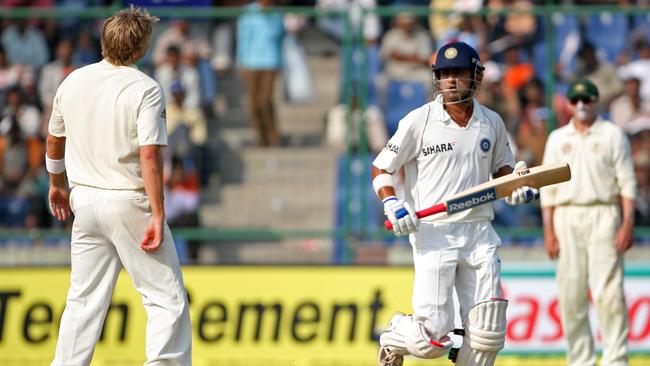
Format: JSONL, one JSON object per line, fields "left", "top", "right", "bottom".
{"left": 0, "top": 0, "right": 649, "bottom": 234}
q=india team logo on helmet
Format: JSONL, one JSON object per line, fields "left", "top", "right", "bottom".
{"left": 444, "top": 47, "right": 458, "bottom": 60}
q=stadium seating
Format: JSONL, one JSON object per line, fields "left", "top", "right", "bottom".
{"left": 585, "top": 12, "right": 629, "bottom": 62}
{"left": 532, "top": 14, "right": 580, "bottom": 80}
{"left": 383, "top": 80, "right": 427, "bottom": 137}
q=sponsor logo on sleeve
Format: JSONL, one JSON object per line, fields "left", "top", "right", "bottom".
{"left": 446, "top": 188, "right": 497, "bottom": 214}
{"left": 385, "top": 142, "right": 399, "bottom": 154}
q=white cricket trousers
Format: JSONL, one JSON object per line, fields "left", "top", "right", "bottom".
{"left": 51, "top": 186, "right": 192, "bottom": 366}
{"left": 410, "top": 221, "right": 503, "bottom": 340}
{"left": 555, "top": 205, "right": 628, "bottom": 366}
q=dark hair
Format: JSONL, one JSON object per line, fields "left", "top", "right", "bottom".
{"left": 166, "top": 45, "right": 181, "bottom": 55}
{"left": 578, "top": 42, "right": 595, "bottom": 58}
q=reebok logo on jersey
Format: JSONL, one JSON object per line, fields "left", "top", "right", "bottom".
{"left": 385, "top": 142, "right": 399, "bottom": 154}
{"left": 422, "top": 143, "right": 453, "bottom": 156}
{"left": 447, "top": 188, "right": 497, "bottom": 214}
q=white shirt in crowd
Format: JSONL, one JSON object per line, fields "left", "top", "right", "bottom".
{"left": 373, "top": 97, "right": 515, "bottom": 223}
{"left": 155, "top": 63, "right": 201, "bottom": 109}
{"left": 48, "top": 59, "right": 167, "bottom": 190}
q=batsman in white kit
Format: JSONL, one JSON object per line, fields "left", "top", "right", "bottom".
{"left": 45, "top": 7, "right": 191, "bottom": 365}
{"left": 371, "top": 42, "right": 539, "bottom": 366}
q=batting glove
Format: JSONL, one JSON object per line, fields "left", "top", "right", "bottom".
{"left": 505, "top": 161, "right": 540, "bottom": 206}
{"left": 383, "top": 196, "right": 419, "bottom": 237}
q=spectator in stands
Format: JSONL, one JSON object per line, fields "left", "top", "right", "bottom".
{"left": 152, "top": 20, "right": 212, "bottom": 67}
{"left": 476, "top": 49, "right": 522, "bottom": 133}
{"left": 38, "top": 39, "right": 76, "bottom": 130}
{"left": 326, "top": 86, "right": 387, "bottom": 155}
{"left": 152, "top": 19, "right": 216, "bottom": 106}
{"left": 0, "top": 116, "right": 32, "bottom": 227}
{"left": 1, "top": 19, "right": 49, "bottom": 69}
{"left": 0, "top": 117, "right": 29, "bottom": 196}
{"left": 632, "top": 142, "right": 650, "bottom": 226}
{"left": 516, "top": 78, "right": 548, "bottom": 166}
{"left": 0, "top": 46, "right": 21, "bottom": 92}
{"left": 483, "top": 0, "right": 536, "bottom": 56}
{"left": 437, "top": 14, "right": 481, "bottom": 51}
{"left": 237, "top": 0, "right": 284, "bottom": 147}
{"left": 428, "top": 0, "right": 483, "bottom": 45}
{"left": 155, "top": 45, "right": 201, "bottom": 109}
{"left": 1, "top": 86, "right": 41, "bottom": 139}
{"left": 72, "top": 27, "right": 101, "bottom": 66}
{"left": 211, "top": 21, "right": 234, "bottom": 75}
{"left": 502, "top": 0, "right": 536, "bottom": 50}
{"left": 0, "top": 43, "right": 34, "bottom": 108}
{"left": 165, "top": 80, "right": 210, "bottom": 183}
{"left": 502, "top": 46, "right": 534, "bottom": 94}
{"left": 574, "top": 42, "right": 623, "bottom": 110}
{"left": 380, "top": 13, "right": 432, "bottom": 89}
{"left": 618, "top": 39, "right": 650, "bottom": 102}
{"left": 611, "top": 77, "right": 650, "bottom": 131}
{"left": 167, "top": 81, "right": 208, "bottom": 152}
{"left": 316, "top": 0, "right": 381, "bottom": 45}
{"left": 41, "top": 19, "right": 61, "bottom": 61}
{"left": 165, "top": 155, "right": 201, "bottom": 260}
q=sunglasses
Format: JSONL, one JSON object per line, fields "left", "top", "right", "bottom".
{"left": 569, "top": 97, "right": 593, "bottom": 105}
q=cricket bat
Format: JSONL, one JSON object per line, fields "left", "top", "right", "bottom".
{"left": 384, "top": 163, "right": 571, "bottom": 230}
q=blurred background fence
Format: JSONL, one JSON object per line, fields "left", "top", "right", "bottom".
{"left": 0, "top": 1, "right": 648, "bottom": 267}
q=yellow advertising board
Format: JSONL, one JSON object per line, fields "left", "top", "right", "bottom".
{"left": 1, "top": 267, "right": 649, "bottom": 366}
{"left": 0, "top": 267, "right": 417, "bottom": 366}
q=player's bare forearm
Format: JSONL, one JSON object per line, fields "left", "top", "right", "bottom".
{"left": 542, "top": 206, "right": 560, "bottom": 259}
{"left": 492, "top": 164, "right": 514, "bottom": 178}
{"left": 46, "top": 134, "right": 66, "bottom": 186}
{"left": 46, "top": 133, "right": 71, "bottom": 220}
{"left": 541, "top": 206, "right": 555, "bottom": 235}
{"left": 371, "top": 166, "right": 396, "bottom": 200}
{"left": 620, "top": 197, "right": 635, "bottom": 228}
{"left": 140, "top": 145, "right": 165, "bottom": 220}
{"left": 616, "top": 197, "right": 635, "bottom": 252}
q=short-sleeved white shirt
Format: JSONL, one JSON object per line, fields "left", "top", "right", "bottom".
{"left": 540, "top": 118, "right": 637, "bottom": 207}
{"left": 48, "top": 60, "right": 167, "bottom": 190}
{"left": 373, "top": 98, "right": 515, "bottom": 223}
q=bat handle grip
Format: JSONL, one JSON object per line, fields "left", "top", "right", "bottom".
{"left": 384, "top": 203, "right": 447, "bottom": 230}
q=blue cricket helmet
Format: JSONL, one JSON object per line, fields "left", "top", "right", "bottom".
{"left": 432, "top": 41, "right": 484, "bottom": 74}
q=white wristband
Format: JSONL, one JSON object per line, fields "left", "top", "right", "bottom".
{"left": 373, "top": 174, "right": 394, "bottom": 195}
{"left": 45, "top": 155, "right": 66, "bottom": 174}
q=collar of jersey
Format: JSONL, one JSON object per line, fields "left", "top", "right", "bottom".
{"left": 433, "top": 96, "right": 483, "bottom": 129}
{"left": 566, "top": 117, "right": 605, "bottom": 135}
{"left": 100, "top": 59, "right": 138, "bottom": 69}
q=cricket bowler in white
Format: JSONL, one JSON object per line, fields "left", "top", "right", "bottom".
{"left": 542, "top": 79, "right": 636, "bottom": 366}
{"left": 46, "top": 7, "right": 191, "bottom": 365}
{"left": 371, "top": 42, "right": 539, "bottom": 366}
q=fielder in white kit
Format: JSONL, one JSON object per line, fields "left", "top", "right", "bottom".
{"left": 46, "top": 7, "right": 191, "bottom": 365}
{"left": 541, "top": 79, "right": 636, "bottom": 366}
{"left": 371, "top": 42, "right": 539, "bottom": 366}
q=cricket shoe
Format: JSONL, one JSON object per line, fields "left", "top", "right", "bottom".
{"left": 378, "top": 346, "right": 404, "bottom": 366}
{"left": 378, "top": 312, "right": 407, "bottom": 366}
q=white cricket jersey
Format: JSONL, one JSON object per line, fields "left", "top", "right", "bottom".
{"left": 540, "top": 118, "right": 637, "bottom": 207}
{"left": 48, "top": 59, "right": 167, "bottom": 190}
{"left": 373, "top": 97, "right": 515, "bottom": 223}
